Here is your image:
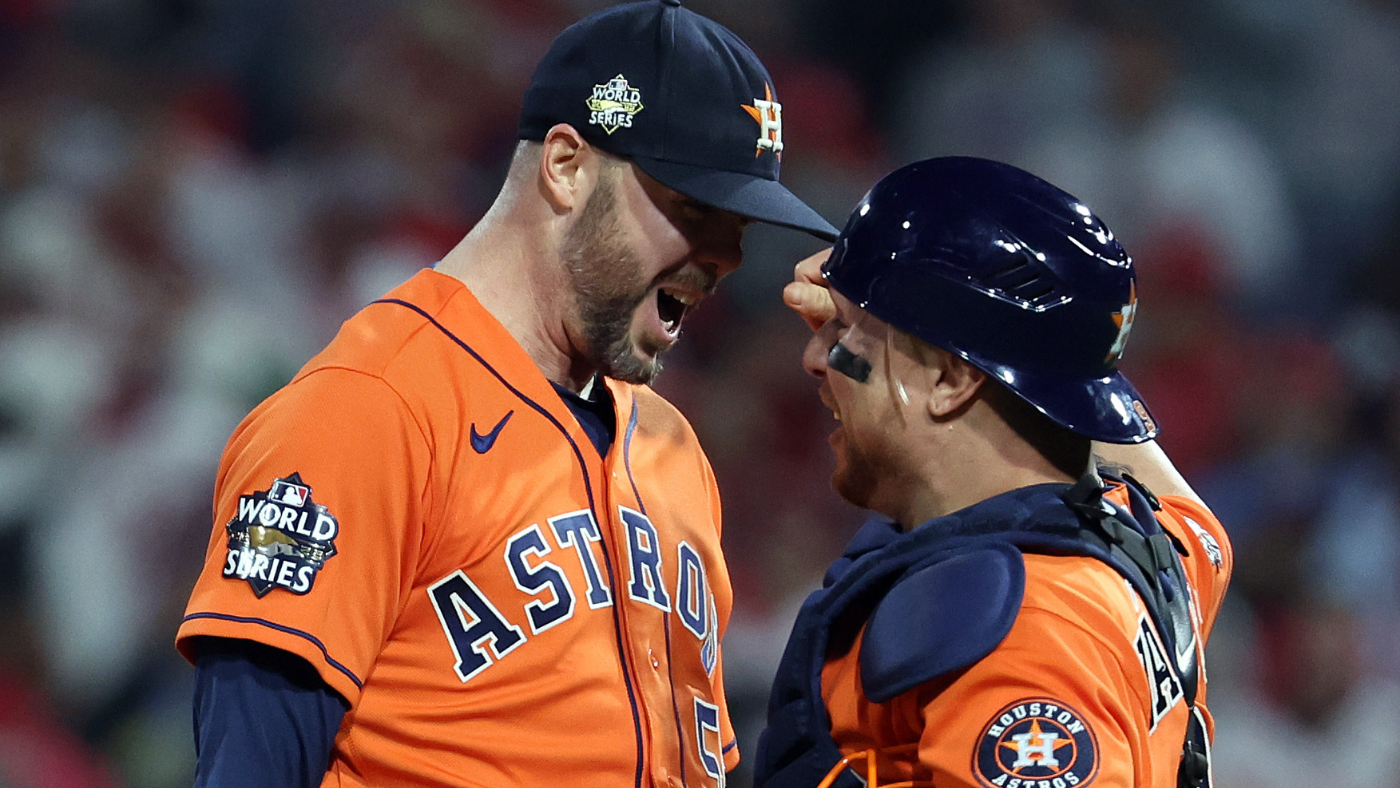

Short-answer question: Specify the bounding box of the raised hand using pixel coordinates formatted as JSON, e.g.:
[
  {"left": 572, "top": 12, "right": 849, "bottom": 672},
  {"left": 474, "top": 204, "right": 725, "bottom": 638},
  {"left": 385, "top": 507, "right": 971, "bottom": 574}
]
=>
[{"left": 782, "top": 248, "right": 836, "bottom": 331}]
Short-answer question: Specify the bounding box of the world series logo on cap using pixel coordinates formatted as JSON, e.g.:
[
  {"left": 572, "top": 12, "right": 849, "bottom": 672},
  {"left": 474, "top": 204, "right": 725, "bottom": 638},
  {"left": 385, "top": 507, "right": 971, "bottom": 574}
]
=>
[{"left": 586, "top": 75, "right": 644, "bottom": 134}]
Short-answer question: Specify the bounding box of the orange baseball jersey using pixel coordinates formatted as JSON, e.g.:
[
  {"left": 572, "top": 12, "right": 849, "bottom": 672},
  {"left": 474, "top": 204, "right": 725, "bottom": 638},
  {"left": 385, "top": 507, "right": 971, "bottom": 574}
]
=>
[
  {"left": 820, "top": 486, "right": 1232, "bottom": 787},
  {"left": 176, "top": 268, "right": 738, "bottom": 787}
]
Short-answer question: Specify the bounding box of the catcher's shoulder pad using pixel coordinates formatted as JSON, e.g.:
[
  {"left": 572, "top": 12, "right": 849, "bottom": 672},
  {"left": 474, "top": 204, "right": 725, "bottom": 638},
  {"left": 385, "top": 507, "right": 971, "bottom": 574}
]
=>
[{"left": 860, "top": 542, "right": 1026, "bottom": 703}]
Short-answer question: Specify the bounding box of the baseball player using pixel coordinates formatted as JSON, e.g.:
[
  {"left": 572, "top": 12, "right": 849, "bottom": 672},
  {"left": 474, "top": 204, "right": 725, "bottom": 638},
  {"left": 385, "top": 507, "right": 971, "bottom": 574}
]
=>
[
  {"left": 754, "top": 157, "right": 1232, "bottom": 788},
  {"left": 175, "top": 3, "right": 837, "bottom": 786}
]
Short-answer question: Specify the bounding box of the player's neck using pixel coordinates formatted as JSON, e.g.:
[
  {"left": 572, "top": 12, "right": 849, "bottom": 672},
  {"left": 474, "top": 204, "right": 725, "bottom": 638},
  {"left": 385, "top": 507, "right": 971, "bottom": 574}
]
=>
[
  {"left": 895, "top": 412, "right": 1078, "bottom": 529},
  {"left": 437, "top": 210, "right": 593, "bottom": 391}
]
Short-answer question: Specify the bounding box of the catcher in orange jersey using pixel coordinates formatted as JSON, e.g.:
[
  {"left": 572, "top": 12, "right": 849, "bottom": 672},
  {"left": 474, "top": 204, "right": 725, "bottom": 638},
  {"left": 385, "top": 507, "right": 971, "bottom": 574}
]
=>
[
  {"left": 754, "top": 158, "right": 1232, "bottom": 788},
  {"left": 175, "top": 2, "right": 837, "bottom": 787}
]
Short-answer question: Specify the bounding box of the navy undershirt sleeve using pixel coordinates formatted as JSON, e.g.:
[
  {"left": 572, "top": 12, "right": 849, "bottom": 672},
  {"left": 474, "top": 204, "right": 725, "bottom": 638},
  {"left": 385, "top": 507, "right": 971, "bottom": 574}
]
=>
[{"left": 192, "top": 637, "right": 349, "bottom": 788}]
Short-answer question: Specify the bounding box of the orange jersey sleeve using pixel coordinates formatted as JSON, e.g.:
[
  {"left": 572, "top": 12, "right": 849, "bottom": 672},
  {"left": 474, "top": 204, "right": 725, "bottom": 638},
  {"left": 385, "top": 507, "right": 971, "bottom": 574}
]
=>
[
  {"left": 822, "top": 487, "right": 1233, "bottom": 787},
  {"left": 177, "top": 270, "right": 738, "bottom": 787},
  {"left": 178, "top": 366, "right": 430, "bottom": 704}
]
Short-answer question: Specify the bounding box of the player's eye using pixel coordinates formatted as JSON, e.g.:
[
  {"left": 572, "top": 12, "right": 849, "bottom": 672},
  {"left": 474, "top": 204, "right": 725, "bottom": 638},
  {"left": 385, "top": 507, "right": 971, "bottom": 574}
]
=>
[{"left": 820, "top": 317, "right": 850, "bottom": 347}]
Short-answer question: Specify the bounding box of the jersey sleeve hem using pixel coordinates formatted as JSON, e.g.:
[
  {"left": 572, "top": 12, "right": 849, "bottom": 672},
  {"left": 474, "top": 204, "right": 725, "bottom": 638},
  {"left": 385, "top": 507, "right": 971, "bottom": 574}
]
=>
[
  {"left": 177, "top": 612, "right": 364, "bottom": 704},
  {"left": 723, "top": 738, "right": 740, "bottom": 771}
]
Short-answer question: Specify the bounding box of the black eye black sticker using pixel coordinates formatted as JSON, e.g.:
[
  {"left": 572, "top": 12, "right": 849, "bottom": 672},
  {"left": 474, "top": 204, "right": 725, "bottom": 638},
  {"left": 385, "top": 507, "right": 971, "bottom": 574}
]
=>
[{"left": 828, "top": 341, "right": 872, "bottom": 383}]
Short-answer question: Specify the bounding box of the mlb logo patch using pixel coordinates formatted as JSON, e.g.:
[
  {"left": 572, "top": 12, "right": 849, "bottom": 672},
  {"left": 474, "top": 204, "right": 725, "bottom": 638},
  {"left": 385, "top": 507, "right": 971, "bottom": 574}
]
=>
[{"left": 270, "top": 479, "right": 309, "bottom": 507}]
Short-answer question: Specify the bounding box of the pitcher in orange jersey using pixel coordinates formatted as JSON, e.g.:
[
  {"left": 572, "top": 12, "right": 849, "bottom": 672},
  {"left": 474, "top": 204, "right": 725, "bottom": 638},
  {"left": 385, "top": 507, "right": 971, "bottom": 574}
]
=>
[
  {"left": 754, "top": 158, "right": 1230, "bottom": 788},
  {"left": 176, "top": 3, "right": 838, "bottom": 787}
]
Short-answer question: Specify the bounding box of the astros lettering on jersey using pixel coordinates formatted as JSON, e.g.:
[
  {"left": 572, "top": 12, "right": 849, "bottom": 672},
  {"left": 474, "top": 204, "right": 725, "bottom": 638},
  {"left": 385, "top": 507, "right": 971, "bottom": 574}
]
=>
[
  {"left": 820, "top": 484, "right": 1232, "bottom": 787},
  {"left": 177, "top": 269, "right": 737, "bottom": 787}
]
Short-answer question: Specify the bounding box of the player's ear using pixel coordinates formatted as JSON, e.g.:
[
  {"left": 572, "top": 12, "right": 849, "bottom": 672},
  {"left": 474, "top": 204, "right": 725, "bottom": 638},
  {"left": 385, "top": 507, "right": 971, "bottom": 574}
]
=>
[
  {"left": 922, "top": 347, "right": 985, "bottom": 419},
  {"left": 539, "top": 124, "right": 593, "bottom": 214}
]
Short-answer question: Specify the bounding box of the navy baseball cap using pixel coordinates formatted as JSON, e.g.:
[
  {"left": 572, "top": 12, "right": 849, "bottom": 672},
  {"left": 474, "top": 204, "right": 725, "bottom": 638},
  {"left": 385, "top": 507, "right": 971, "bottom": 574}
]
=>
[{"left": 519, "top": 0, "right": 839, "bottom": 241}]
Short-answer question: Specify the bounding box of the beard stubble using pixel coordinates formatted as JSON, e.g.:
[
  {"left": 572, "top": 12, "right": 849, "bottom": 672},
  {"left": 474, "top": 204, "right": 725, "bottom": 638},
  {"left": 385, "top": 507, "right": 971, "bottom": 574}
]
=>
[{"left": 560, "top": 173, "right": 666, "bottom": 385}]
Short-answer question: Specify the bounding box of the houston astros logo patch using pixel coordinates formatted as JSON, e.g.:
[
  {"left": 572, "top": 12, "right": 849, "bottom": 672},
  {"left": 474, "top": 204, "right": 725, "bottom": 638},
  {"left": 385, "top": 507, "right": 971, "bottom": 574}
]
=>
[
  {"left": 974, "top": 699, "right": 1098, "bottom": 787},
  {"left": 223, "top": 472, "right": 339, "bottom": 597}
]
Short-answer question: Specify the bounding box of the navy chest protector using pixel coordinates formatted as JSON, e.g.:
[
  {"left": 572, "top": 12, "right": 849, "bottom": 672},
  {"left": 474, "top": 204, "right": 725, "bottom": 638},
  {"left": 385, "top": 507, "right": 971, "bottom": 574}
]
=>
[{"left": 752, "top": 474, "right": 1212, "bottom": 788}]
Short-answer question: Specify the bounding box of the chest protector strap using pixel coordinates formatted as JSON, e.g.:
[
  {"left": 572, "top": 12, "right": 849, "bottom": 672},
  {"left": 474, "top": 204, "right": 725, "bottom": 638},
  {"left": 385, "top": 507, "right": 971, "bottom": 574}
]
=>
[{"left": 752, "top": 473, "right": 1210, "bottom": 788}]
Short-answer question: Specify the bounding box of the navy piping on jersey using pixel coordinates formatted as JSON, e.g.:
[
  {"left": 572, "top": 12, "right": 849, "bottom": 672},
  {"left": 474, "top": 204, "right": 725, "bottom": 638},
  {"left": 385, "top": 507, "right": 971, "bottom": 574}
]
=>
[
  {"left": 622, "top": 402, "right": 690, "bottom": 787},
  {"left": 620, "top": 401, "right": 646, "bottom": 531},
  {"left": 373, "top": 298, "right": 646, "bottom": 788},
  {"left": 585, "top": 498, "right": 646, "bottom": 788},
  {"left": 181, "top": 612, "right": 363, "bottom": 689}
]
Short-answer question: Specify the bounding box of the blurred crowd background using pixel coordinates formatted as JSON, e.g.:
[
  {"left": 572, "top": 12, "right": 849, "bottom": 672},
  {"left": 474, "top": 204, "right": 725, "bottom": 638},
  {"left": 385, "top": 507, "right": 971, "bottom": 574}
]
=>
[{"left": 2, "top": 0, "right": 1399, "bottom": 785}]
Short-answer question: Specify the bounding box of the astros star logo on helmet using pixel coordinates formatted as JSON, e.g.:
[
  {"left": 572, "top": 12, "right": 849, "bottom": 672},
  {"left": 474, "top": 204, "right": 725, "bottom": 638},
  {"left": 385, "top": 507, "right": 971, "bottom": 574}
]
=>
[{"left": 1106, "top": 281, "right": 1137, "bottom": 362}]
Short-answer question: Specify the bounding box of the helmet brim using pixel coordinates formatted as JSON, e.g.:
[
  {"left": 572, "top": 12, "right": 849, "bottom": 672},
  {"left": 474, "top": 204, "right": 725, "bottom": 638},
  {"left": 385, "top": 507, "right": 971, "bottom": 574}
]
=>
[{"left": 975, "top": 357, "right": 1159, "bottom": 444}]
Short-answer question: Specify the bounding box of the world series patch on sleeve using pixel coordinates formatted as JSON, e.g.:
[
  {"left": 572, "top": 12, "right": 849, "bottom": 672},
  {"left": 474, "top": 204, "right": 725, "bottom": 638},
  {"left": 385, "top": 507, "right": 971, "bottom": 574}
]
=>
[{"left": 223, "top": 472, "right": 339, "bottom": 596}]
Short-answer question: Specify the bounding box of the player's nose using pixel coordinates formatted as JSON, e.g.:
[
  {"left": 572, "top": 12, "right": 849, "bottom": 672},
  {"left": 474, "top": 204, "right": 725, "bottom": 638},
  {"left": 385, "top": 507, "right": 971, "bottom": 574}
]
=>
[{"left": 803, "top": 324, "right": 836, "bottom": 379}]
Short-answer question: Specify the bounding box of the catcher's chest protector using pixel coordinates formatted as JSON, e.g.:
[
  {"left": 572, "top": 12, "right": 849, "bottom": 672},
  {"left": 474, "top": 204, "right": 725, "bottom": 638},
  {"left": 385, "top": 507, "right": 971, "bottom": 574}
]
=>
[{"left": 753, "top": 474, "right": 1210, "bottom": 788}]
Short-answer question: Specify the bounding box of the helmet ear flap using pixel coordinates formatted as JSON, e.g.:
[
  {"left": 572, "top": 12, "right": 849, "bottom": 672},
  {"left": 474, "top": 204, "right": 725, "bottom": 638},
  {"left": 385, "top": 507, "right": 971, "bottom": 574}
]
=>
[{"left": 816, "top": 744, "right": 939, "bottom": 788}]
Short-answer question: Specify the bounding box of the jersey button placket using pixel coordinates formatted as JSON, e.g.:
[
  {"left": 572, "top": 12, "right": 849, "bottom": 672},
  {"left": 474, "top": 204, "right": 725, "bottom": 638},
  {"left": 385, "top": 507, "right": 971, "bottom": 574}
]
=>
[{"left": 599, "top": 458, "right": 655, "bottom": 783}]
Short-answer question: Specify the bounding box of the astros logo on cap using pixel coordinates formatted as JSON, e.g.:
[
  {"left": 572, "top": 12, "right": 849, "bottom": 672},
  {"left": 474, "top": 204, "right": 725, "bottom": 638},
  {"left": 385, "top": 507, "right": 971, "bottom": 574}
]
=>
[
  {"left": 743, "top": 83, "right": 783, "bottom": 158},
  {"left": 973, "top": 699, "right": 1098, "bottom": 788}
]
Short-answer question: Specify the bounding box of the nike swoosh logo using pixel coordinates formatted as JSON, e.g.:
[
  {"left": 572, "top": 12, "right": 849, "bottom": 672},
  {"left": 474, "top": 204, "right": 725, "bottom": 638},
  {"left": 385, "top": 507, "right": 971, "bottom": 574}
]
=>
[{"left": 470, "top": 410, "right": 514, "bottom": 454}]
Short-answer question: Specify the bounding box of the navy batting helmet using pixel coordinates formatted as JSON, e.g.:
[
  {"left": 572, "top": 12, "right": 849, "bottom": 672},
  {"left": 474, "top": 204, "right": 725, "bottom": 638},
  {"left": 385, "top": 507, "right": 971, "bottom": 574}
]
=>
[{"left": 823, "top": 156, "right": 1157, "bottom": 443}]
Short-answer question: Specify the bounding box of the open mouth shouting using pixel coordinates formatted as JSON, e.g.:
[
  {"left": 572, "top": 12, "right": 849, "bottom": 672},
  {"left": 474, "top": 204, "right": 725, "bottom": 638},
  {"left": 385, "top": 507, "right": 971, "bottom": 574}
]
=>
[{"left": 656, "top": 286, "right": 699, "bottom": 338}]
